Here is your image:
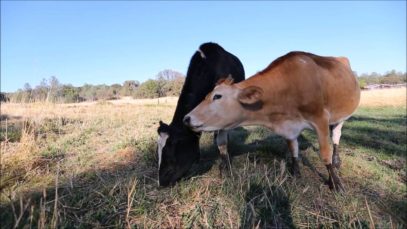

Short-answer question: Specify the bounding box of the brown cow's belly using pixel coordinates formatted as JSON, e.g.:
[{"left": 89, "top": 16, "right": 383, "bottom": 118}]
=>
[
  {"left": 328, "top": 112, "right": 353, "bottom": 125},
  {"left": 264, "top": 119, "right": 312, "bottom": 140}
]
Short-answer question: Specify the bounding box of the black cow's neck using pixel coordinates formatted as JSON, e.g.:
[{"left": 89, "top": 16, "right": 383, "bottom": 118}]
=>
[
  {"left": 170, "top": 77, "right": 213, "bottom": 128},
  {"left": 170, "top": 54, "right": 214, "bottom": 129}
]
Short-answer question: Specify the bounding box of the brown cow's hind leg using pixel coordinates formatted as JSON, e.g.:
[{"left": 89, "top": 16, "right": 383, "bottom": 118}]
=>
[
  {"left": 314, "top": 115, "right": 345, "bottom": 192},
  {"left": 331, "top": 121, "right": 344, "bottom": 169}
]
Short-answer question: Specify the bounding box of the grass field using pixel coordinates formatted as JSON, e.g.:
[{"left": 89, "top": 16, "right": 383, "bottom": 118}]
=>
[{"left": 1, "top": 88, "right": 406, "bottom": 228}]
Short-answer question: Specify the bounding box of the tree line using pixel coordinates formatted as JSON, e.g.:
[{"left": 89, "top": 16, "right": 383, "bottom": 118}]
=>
[
  {"left": 1, "top": 69, "right": 405, "bottom": 103},
  {"left": 356, "top": 70, "right": 406, "bottom": 88},
  {"left": 2, "top": 70, "right": 185, "bottom": 103}
]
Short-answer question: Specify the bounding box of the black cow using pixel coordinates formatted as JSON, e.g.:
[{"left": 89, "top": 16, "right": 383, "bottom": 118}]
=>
[{"left": 157, "top": 42, "right": 245, "bottom": 186}]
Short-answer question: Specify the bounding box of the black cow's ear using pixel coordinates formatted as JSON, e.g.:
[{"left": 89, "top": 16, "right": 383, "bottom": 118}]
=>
[
  {"left": 238, "top": 86, "right": 263, "bottom": 105},
  {"left": 158, "top": 120, "right": 170, "bottom": 134}
]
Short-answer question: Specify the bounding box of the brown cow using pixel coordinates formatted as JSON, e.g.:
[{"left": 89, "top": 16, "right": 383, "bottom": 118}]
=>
[{"left": 183, "top": 51, "right": 360, "bottom": 192}]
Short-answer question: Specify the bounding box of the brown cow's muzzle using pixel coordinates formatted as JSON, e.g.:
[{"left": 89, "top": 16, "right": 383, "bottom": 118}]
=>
[
  {"left": 183, "top": 115, "right": 203, "bottom": 131},
  {"left": 183, "top": 116, "right": 191, "bottom": 126}
]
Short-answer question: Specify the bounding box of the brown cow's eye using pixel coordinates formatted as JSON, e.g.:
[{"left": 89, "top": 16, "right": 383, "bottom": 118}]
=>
[{"left": 213, "top": 94, "right": 222, "bottom": 100}]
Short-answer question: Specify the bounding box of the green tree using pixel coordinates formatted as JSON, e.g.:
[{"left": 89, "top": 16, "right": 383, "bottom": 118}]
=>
[
  {"left": 47, "top": 76, "right": 61, "bottom": 103},
  {"left": 33, "top": 78, "right": 49, "bottom": 102},
  {"left": 61, "top": 84, "right": 80, "bottom": 103},
  {"left": 163, "top": 76, "right": 185, "bottom": 96},
  {"left": 155, "top": 69, "right": 185, "bottom": 97},
  {"left": 0, "top": 92, "right": 9, "bottom": 103},
  {"left": 79, "top": 84, "right": 97, "bottom": 101},
  {"left": 121, "top": 80, "right": 139, "bottom": 96},
  {"left": 22, "top": 83, "right": 33, "bottom": 103},
  {"left": 110, "top": 84, "right": 122, "bottom": 99},
  {"left": 134, "top": 79, "right": 159, "bottom": 98}
]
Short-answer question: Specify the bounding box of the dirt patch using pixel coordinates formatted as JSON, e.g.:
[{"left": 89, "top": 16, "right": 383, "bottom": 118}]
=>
[
  {"left": 379, "top": 158, "right": 406, "bottom": 170},
  {"left": 359, "top": 154, "right": 405, "bottom": 171}
]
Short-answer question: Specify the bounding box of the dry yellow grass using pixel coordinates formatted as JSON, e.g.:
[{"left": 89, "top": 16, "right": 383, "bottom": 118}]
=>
[
  {"left": 2, "top": 88, "right": 404, "bottom": 122},
  {"left": 0, "top": 88, "right": 405, "bottom": 228},
  {"left": 109, "top": 96, "right": 179, "bottom": 105},
  {"left": 359, "top": 87, "right": 406, "bottom": 107},
  {"left": 1, "top": 100, "right": 176, "bottom": 193},
  {"left": 1, "top": 97, "right": 178, "bottom": 128},
  {"left": 57, "top": 96, "right": 180, "bottom": 107}
]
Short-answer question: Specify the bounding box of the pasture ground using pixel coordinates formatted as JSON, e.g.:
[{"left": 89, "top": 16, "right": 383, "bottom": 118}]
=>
[{"left": 1, "top": 88, "right": 406, "bottom": 228}]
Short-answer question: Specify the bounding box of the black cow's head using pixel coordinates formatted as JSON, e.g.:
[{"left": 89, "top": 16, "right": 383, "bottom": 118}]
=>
[{"left": 156, "top": 121, "right": 200, "bottom": 186}]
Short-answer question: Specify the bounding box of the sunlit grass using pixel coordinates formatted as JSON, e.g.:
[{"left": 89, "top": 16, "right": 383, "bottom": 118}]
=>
[{"left": 0, "top": 89, "right": 405, "bottom": 228}]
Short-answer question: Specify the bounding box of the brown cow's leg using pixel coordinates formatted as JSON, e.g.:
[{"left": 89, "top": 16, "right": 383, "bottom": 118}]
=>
[
  {"left": 216, "top": 130, "right": 232, "bottom": 177},
  {"left": 314, "top": 115, "right": 345, "bottom": 192},
  {"left": 286, "top": 139, "right": 301, "bottom": 177},
  {"left": 331, "top": 121, "right": 344, "bottom": 169}
]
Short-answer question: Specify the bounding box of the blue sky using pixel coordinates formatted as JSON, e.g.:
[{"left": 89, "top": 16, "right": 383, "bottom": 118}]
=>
[{"left": 1, "top": 1, "right": 406, "bottom": 92}]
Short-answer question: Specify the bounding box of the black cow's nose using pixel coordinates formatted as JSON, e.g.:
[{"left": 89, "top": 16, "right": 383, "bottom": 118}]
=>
[{"left": 183, "top": 116, "right": 191, "bottom": 126}]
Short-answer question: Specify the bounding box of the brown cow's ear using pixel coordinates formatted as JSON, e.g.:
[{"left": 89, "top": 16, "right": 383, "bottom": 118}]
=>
[
  {"left": 238, "top": 86, "right": 263, "bottom": 105},
  {"left": 216, "top": 74, "right": 234, "bottom": 86}
]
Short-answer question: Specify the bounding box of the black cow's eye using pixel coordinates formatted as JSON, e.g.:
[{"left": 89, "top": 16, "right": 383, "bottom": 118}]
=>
[{"left": 213, "top": 94, "right": 222, "bottom": 100}]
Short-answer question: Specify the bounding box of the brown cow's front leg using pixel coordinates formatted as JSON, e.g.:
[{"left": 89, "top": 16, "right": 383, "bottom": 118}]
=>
[
  {"left": 331, "top": 121, "right": 344, "bottom": 169},
  {"left": 286, "top": 139, "right": 301, "bottom": 177},
  {"left": 216, "top": 130, "right": 232, "bottom": 177},
  {"left": 315, "top": 115, "right": 345, "bottom": 192}
]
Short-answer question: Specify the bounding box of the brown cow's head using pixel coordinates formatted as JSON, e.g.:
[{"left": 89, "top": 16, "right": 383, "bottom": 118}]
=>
[{"left": 183, "top": 77, "right": 263, "bottom": 132}]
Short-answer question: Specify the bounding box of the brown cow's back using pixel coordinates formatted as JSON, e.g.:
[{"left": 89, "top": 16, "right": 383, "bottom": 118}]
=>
[{"left": 237, "top": 52, "right": 360, "bottom": 125}]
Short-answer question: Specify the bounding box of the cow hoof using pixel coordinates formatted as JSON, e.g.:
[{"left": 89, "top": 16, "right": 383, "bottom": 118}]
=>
[
  {"left": 292, "top": 168, "right": 301, "bottom": 178},
  {"left": 219, "top": 161, "right": 232, "bottom": 178},
  {"left": 328, "top": 176, "right": 345, "bottom": 193},
  {"left": 290, "top": 158, "right": 301, "bottom": 177},
  {"left": 291, "top": 168, "right": 301, "bottom": 178},
  {"left": 327, "top": 164, "right": 345, "bottom": 193},
  {"left": 218, "top": 162, "right": 227, "bottom": 177}
]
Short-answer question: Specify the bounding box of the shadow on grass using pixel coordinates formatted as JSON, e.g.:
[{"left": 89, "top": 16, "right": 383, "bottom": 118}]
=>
[
  {"left": 0, "top": 115, "right": 23, "bottom": 142},
  {"left": 0, "top": 114, "right": 22, "bottom": 121},
  {"left": 192, "top": 128, "right": 298, "bottom": 228},
  {"left": 0, "top": 142, "right": 159, "bottom": 228},
  {"left": 240, "top": 183, "right": 295, "bottom": 229},
  {"left": 342, "top": 115, "right": 406, "bottom": 157},
  {"left": 187, "top": 127, "right": 292, "bottom": 179},
  {"left": 1, "top": 128, "right": 244, "bottom": 228}
]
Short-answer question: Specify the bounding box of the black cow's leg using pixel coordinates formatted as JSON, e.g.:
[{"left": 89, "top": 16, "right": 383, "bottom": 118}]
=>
[
  {"left": 286, "top": 138, "right": 301, "bottom": 177},
  {"left": 216, "top": 130, "right": 232, "bottom": 177},
  {"left": 331, "top": 121, "right": 344, "bottom": 169}
]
